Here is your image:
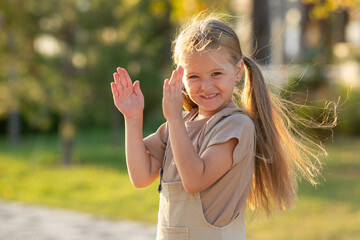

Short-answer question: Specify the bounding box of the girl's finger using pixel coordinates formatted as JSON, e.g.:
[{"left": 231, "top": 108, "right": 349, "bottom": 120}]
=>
[
  {"left": 163, "top": 79, "right": 170, "bottom": 97},
  {"left": 176, "top": 66, "right": 182, "bottom": 84},
  {"left": 172, "top": 67, "right": 180, "bottom": 93},
  {"left": 177, "top": 66, "right": 184, "bottom": 90},
  {"left": 169, "top": 70, "right": 176, "bottom": 86},
  {"left": 176, "top": 74, "right": 182, "bottom": 92},
  {"left": 123, "top": 68, "right": 133, "bottom": 89},
  {"left": 179, "top": 65, "right": 184, "bottom": 82},
  {"left": 173, "top": 66, "right": 180, "bottom": 87},
  {"left": 113, "top": 70, "right": 119, "bottom": 84},
  {"left": 163, "top": 79, "right": 169, "bottom": 89},
  {"left": 173, "top": 70, "right": 178, "bottom": 86},
  {"left": 170, "top": 76, "right": 178, "bottom": 97},
  {"left": 113, "top": 73, "right": 122, "bottom": 92},
  {"left": 110, "top": 82, "right": 119, "bottom": 99},
  {"left": 133, "top": 80, "right": 142, "bottom": 96},
  {"left": 117, "top": 68, "right": 128, "bottom": 90}
]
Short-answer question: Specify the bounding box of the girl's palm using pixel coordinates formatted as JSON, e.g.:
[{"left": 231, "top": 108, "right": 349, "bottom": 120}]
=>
[
  {"left": 162, "top": 66, "right": 184, "bottom": 121},
  {"left": 111, "top": 67, "right": 144, "bottom": 119}
]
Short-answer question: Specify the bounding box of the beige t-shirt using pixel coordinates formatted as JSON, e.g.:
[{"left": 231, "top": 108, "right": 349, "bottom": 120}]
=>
[{"left": 144, "top": 101, "right": 256, "bottom": 227}]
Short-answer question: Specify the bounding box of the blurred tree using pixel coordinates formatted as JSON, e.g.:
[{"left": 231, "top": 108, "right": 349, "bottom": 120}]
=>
[
  {"left": 301, "top": 0, "right": 359, "bottom": 20},
  {"left": 0, "top": 0, "right": 233, "bottom": 164},
  {"left": 5, "top": 33, "right": 20, "bottom": 145},
  {"left": 286, "top": 1, "right": 360, "bottom": 136},
  {"left": 252, "top": 0, "right": 271, "bottom": 64},
  {"left": 0, "top": 0, "right": 36, "bottom": 145},
  {"left": 169, "top": 0, "right": 232, "bottom": 24},
  {"left": 297, "top": 1, "right": 353, "bottom": 92}
]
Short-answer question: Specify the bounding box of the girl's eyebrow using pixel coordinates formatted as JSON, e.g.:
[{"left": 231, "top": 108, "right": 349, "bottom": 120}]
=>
[
  {"left": 186, "top": 68, "right": 225, "bottom": 75},
  {"left": 211, "top": 68, "right": 225, "bottom": 72}
]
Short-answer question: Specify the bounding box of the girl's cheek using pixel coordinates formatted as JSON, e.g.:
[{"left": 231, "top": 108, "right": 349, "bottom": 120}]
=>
[
  {"left": 183, "top": 80, "right": 191, "bottom": 90},
  {"left": 185, "top": 82, "right": 197, "bottom": 93}
]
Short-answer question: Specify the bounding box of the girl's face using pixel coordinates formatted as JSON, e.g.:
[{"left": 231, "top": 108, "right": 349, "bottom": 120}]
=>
[{"left": 180, "top": 48, "right": 243, "bottom": 118}]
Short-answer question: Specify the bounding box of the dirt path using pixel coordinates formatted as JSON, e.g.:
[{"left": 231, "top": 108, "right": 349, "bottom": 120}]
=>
[{"left": 0, "top": 199, "right": 156, "bottom": 240}]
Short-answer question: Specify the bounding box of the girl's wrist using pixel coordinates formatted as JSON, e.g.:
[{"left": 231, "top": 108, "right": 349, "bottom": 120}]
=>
[
  {"left": 167, "top": 117, "right": 184, "bottom": 127},
  {"left": 125, "top": 113, "right": 143, "bottom": 126}
]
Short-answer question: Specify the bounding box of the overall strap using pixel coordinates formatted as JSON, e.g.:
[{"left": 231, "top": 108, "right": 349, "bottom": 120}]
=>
[{"left": 158, "top": 124, "right": 171, "bottom": 193}]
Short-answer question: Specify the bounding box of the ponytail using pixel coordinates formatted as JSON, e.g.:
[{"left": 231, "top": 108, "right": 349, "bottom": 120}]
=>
[{"left": 238, "top": 56, "right": 336, "bottom": 214}]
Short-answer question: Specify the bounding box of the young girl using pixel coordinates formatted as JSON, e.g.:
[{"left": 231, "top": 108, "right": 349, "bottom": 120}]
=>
[{"left": 110, "top": 13, "right": 332, "bottom": 240}]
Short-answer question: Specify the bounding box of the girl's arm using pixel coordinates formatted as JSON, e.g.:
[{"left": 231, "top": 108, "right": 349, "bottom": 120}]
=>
[
  {"left": 162, "top": 66, "right": 236, "bottom": 193},
  {"left": 124, "top": 114, "right": 162, "bottom": 188},
  {"left": 168, "top": 119, "right": 236, "bottom": 193},
  {"left": 111, "top": 67, "right": 161, "bottom": 188}
]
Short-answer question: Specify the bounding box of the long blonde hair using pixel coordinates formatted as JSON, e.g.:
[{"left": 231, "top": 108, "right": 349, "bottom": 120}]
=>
[{"left": 172, "top": 12, "right": 337, "bottom": 214}]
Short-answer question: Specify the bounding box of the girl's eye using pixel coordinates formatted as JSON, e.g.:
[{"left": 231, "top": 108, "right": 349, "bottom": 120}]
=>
[
  {"left": 212, "top": 72, "right": 222, "bottom": 77},
  {"left": 188, "top": 75, "right": 199, "bottom": 79}
]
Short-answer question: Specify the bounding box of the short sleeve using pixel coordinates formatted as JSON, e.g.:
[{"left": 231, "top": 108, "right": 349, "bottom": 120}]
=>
[
  {"left": 143, "top": 122, "right": 168, "bottom": 163},
  {"left": 206, "top": 114, "right": 255, "bottom": 167}
]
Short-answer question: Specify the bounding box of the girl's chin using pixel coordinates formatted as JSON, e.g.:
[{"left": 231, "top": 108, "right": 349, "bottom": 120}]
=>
[
  {"left": 197, "top": 104, "right": 225, "bottom": 116},
  {"left": 192, "top": 97, "right": 231, "bottom": 114}
]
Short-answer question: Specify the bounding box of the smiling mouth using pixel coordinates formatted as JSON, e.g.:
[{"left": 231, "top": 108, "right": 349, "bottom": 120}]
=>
[{"left": 201, "top": 93, "right": 218, "bottom": 99}]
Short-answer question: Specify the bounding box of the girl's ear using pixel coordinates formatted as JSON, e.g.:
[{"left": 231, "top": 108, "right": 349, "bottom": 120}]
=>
[{"left": 235, "top": 59, "right": 244, "bottom": 82}]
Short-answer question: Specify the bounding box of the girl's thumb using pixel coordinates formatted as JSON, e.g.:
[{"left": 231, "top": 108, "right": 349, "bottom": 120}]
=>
[{"left": 133, "top": 80, "right": 142, "bottom": 96}]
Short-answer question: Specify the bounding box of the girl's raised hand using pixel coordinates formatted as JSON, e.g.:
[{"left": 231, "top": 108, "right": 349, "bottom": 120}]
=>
[
  {"left": 162, "top": 66, "right": 184, "bottom": 122},
  {"left": 111, "top": 67, "right": 144, "bottom": 120}
]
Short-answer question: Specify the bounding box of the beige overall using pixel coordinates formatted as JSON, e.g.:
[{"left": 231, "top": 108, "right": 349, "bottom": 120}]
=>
[
  {"left": 156, "top": 111, "right": 248, "bottom": 240},
  {"left": 155, "top": 180, "right": 246, "bottom": 240}
]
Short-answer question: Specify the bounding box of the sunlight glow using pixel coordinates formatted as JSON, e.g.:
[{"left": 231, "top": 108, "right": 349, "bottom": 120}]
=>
[{"left": 34, "top": 34, "right": 62, "bottom": 57}]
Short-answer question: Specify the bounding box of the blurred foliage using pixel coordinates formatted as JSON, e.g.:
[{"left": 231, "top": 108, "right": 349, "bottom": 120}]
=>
[
  {"left": 0, "top": 0, "right": 358, "bottom": 140},
  {"left": 284, "top": 0, "right": 360, "bottom": 136},
  {"left": 1, "top": 0, "right": 172, "bottom": 132},
  {"left": 0, "top": 0, "right": 231, "bottom": 135},
  {"left": 335, "top": 87, "right": 360, "bottom": 135},
  {"left": 302, "top": 0, "right": 360, "bottom": 19}
]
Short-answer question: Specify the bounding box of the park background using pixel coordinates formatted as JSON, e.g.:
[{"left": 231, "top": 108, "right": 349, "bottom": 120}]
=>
[{"left": 0, "top": 0, "right": 359, "bottom": 239}]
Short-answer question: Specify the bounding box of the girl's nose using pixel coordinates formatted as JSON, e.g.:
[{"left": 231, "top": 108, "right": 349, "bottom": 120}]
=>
[{"left": 200, "top": 79, "right": 214, "bottom": 91}]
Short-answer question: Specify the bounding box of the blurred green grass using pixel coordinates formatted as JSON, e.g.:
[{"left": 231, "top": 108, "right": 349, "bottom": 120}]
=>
[
  {"left": 0, "top": 131, "right": 359, "bottom": 239},
  {"left": 246, "top": 137, "right": 360, "bottom": 240}
]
